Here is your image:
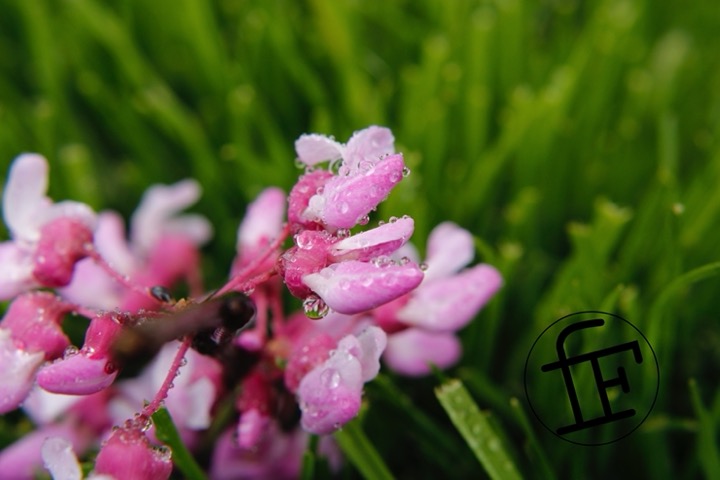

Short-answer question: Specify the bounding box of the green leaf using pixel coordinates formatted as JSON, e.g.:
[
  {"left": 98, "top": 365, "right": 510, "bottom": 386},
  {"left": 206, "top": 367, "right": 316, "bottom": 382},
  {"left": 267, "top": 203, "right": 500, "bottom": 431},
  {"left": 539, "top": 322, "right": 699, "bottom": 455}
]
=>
[
  {"left": 333, "top": 418, "right": 394, "bottom": 480},
  {"left": 435, "top": 379, "right": 522, "bottom": 480},
  {"left": 151, "top": 407, "right": 206, "bottom": 480}
]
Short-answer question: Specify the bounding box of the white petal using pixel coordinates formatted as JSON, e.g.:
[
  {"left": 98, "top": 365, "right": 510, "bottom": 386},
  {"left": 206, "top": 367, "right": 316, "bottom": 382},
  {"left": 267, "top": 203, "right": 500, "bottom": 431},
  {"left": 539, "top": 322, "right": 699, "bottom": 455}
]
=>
[
  {"left": 41, "top": 437, "right": 82, "bottom": 480},
  {"left": 3, "top": 154, "right": 51, "bottom": 242},
  {"left": 295, "top": 134, "right": 344, "bottom": 166}
]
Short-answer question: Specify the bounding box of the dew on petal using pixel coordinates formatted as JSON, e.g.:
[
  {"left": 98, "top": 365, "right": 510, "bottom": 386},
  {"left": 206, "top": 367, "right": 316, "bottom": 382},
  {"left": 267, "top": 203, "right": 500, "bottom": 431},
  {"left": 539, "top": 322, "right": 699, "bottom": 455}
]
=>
[
  {"left": 320, "top": 368, "right": 341, "bottom": 389},
  {"left": 303, "top": 295, "right": 330, "bottom": 319}
]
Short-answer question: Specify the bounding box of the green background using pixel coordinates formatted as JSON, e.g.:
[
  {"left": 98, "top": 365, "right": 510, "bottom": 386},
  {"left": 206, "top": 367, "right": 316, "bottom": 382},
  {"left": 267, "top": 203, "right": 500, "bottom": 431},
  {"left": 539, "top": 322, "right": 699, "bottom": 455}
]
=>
[{"left": 1, "top": 0, "right": 719, "bottom": 478}]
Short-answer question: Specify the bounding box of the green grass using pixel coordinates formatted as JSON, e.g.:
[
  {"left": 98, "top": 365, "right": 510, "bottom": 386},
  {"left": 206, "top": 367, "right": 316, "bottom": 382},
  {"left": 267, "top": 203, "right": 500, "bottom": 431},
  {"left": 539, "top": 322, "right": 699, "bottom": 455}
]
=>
[{"left": 1, "top": 0, "right": 720, "bottom": 478}]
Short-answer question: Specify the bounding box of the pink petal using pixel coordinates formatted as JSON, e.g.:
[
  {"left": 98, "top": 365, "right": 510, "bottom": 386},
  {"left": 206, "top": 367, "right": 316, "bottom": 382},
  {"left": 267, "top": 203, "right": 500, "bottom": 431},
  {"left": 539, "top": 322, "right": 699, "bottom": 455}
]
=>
[
  {"left": 45, "top": 200, "right": 97, "bottom": 232},
  {"left": 297, "top": 337, "right": 363, "bottom": 434},
  {"left": 130, "top": 179, "right": 211, "bottom": 254},
  {"left": 36, "top": 353, "right": 118, "bottom": 395},
  {"left": 1, "top": 292, "right": 73, "bottom": 358},
  {"left": 343, "top": 126, "right": 395, "bottom": 173},
  {"left": 23, "top": 387, "right": 82, "bottom": 425},
  {"left": 0, "top": 423, "right": 87, "bottom": 479},
  {"left": 330, "top": 216, "right": 414, "bottom": 262},
  {"left": 398, "top": 264, "right": 502, "bottom": 332},
  {"left": 287, "top": 170, "right": 333, "bottom": 227},
  {"left": 295, "top": 133, "right": 344, "bottom": 166},
  {"left": 94, "top": 426, "right": 172, "bottom": 480},
  {"left": 237, "top": 187, "right": 287, "bottom": 251},
  {"left": 0, "top": 242, "right": 36, "bottom": 300},
  {"left": 0, "top": 329, "right": 45, "bottom": 414},
  {"left": 32, "top": 217, "right": 94, "bottom": 288},
  {"left": 2, "top": 153, "right": 51, "bottom": 242},
  {"left": 237, "top": 408, "right": 270, "bottom": 450},
  {"left": 383, "top": 329, "right": 461, "bottom": 376},
  {"left": 41, "top": 437, "right": 82, "bottom": 480},
  {"left": 424, "top": 222, "right": 475, "bottom": 281},
  {"left": 308, "top": 153, "right": 406, "bottom": 229},
  {"left": 302, "top": 259, "right": 424, "bottom": 315},
  {"left": 354, "top": 326, "right": 387, "bottom": 382}
]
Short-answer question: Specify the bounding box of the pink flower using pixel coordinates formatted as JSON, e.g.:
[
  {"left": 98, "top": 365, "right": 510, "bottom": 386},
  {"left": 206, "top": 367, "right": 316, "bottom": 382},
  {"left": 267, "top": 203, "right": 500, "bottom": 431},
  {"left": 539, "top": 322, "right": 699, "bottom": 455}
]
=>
[
  {"left": 0, "top": 154, "right": 96, "bottom": 299},
  {"left": 36, "top": 313, "right": 121, "bottom": 395},
  {"left": 297, "top": 326, "right": 386, "bottom": 434},
  {"left": 291, "top": 126, "right": 404, "bottom": 229},
  {"left": 61, "top": 180, "right": 212, "bottom": 311},
  {"left": 93, "top": 422, "right": 172, "bottom": 480},
  {"left": 378, "top": 222, "right": 503, "bottom": 376},
  {"left": 280, "top": 217, "right": 423, "bottom": 315},
  {"left": 0, "top": 292, "right": 76, "bottom": 413}
]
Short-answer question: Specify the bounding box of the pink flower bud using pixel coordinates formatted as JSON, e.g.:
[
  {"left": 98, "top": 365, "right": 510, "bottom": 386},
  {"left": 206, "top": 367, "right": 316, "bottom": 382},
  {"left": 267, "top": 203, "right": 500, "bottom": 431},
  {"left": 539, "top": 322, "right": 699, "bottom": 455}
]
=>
[
  {"left": 297, "top": 327, "right": 386, "bottom": 434},
  {"left": 93, "top": 424, "right": 172, "bottom": 480},
  {"left": 32, "top": 217, "right": 93, "bottom": 287},
  {"left": 1, "top": 292, "right": 74, "bottom": 359}
]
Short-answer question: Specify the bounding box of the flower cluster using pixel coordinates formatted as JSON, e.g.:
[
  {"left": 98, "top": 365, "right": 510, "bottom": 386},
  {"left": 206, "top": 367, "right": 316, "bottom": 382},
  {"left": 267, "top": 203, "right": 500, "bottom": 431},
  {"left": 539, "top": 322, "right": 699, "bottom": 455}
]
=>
[{"left": 0, "top": 127, "right": 502, "bottom": 479}]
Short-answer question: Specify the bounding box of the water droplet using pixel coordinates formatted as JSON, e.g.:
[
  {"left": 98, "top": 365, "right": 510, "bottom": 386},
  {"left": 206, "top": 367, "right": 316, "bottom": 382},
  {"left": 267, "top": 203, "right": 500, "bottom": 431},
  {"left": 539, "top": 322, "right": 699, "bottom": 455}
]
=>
[
  {"left": 320, "top": 369, "right": 341, "bottom": 389},
  {"left": 303, "top": 295, "right": 330, "bottom": 319},
  {"left": 336, "top": 228, "right": 351, "bottom": 238},
  {"left": 340, "top": 202, "right": 350, "bottom": 214},
  {"left": 104, "top": 362, "right": 117, "bottom": 374},
  {"left": 358, "top": 215, "right": 370, "bottom": 225},
  {"left": 419, "top": 262, "right": 429, "bottom": 271},
  {"left": 179, "top": 357, "right": 188, "bottom": 367},
  {"left": 398, "top": 256, "right": 410, "bottom": 266},
  {"left": 389, "top": 216, "right": 398, "bottom": 223},
  {"left": 378, "top": 220, "right": 386, "bottom": 226},
  {"left": 294, "top": 159, "right": 305, "bottom": 169},
  {"left": 402, "top": 166, "right": 411, "bottom": 177},
  {"left": 63, "top": 345, "right": 79, "bottom": 358}
]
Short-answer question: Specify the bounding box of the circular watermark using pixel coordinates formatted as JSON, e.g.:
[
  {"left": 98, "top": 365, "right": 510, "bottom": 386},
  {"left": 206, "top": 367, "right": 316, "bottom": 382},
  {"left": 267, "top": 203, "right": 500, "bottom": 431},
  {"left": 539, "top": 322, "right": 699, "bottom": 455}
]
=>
[{"left": 524, "top": 311, "right": 659, "bottom": 446}]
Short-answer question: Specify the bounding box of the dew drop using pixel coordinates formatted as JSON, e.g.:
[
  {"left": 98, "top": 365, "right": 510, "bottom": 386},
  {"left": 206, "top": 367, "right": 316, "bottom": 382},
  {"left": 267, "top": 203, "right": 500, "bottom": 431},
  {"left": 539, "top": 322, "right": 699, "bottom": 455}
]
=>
[
  {"left": 294, "top": 159, "right": 305, "bottom": 169},
  {"left": 63, "top": 345, "right": 79, "bottom": 358},
  {"left": 419, "top": 262, "right": 429, "bottom": 271},
  {"left": 402, "top": 166, "right": 411, "bottom": 177},
  {"left": 303, "top": 295, "right": 329, "bottom": 319},
  {"left": 320, "top": 369, "right": 341, "bottom": 389},
  {"left": 358, "top": 215, "right": 370, "bottom": 225},
  {"left": 388, "top": 216, "right": 398, "bottom": 223},
  {"left": 336, "top": 228, "right": 351, "bottom": 238},
  {"left": 179, "top": 358, "right": 188, "bottom": 367},
  {"left": 398, "top": 256, "right": 410, "bottom": 266}
]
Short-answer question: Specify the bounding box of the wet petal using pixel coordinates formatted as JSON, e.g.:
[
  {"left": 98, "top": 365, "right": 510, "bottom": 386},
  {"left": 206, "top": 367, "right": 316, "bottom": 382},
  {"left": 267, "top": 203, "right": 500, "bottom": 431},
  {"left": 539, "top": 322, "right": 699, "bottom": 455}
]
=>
[
  {"left": 398, "top": 264, "right": 502, "bottom": 332},
  {"left": 330, "top": 216, "right": 414, "bottom": 262},
  {"left": 295, "top": 133, "right": 344, "bottom": 166},
  {"left": 383, "top": 329, "right": 461, "bottom": 376},
  {"left": 94, "top": 427, "right": 172, "bottom": 480},
  {"left": 302, "top": 259, "right": 424, "bottom": 315},
  {"left": 424, "top": 222, "right": 475, "bottom": 281},
  {"left": 308, "top": 154, "right": 406, "bottom": 229},
  {"left": 343, "top": 126, "right": 395, "bottom": 172},
  {"left": 36, "top": 353, "right": 118, "bottom": 395}
]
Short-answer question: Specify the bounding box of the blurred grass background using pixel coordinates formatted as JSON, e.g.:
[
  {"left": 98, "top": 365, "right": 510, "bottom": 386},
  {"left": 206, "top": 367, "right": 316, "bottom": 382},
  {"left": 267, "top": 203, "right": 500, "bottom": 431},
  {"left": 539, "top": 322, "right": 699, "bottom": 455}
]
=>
[{"left": 1, "top": 0, "right": 719, "bottom": 478}]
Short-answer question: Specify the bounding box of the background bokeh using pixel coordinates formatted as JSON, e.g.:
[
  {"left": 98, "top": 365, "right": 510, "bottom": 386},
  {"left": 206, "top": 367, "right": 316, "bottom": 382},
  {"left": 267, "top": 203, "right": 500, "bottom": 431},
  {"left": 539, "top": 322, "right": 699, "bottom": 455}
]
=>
[{"left": 1, "top": 0, "right": 719, "bottom": 478}]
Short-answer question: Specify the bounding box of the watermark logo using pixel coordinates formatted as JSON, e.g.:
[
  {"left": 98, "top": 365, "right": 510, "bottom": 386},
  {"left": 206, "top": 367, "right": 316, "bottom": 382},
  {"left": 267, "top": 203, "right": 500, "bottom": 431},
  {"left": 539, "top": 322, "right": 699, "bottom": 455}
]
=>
[{"left": 524, "top": 311, "right": 659, "bottom": 446}]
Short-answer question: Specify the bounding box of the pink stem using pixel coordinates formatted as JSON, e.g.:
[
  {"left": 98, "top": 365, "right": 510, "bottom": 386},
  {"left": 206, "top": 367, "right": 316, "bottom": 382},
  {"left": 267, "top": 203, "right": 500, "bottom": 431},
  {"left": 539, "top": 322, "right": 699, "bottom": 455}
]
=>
[
  {"left": 216, "top": 224, "right": 290, "bottom": 296},
  {"left": 86, "top": 248, "right": 160, "bottom": 304},
  {"left": 142, "top": 336, "right": 192, "bottom": 417}
]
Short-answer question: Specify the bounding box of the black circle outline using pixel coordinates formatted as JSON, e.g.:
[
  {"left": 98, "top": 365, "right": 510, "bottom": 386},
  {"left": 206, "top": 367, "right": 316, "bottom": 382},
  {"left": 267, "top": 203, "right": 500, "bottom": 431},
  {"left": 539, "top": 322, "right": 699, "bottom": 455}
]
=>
[{"left": 523, "top": 310, "right": 660, "bottom": 446}]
